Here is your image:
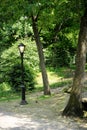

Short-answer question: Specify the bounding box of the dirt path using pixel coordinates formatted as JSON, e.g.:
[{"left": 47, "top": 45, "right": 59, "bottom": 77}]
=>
[
  {"left": 0, "top": 88, "right": 87, "bottom": 130},
  {"left": 0, "top": 112, "right": 81, "bottom": 130}
]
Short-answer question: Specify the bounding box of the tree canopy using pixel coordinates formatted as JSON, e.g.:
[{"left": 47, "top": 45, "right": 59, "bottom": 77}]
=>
[{"left": 0, "top": 0, "right": 87, "bottom": 116}]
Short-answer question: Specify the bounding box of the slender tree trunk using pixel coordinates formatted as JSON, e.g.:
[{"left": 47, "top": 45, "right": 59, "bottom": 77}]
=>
[
  {"left": 62, "top": 8, "right": 87, "bottom": 117},
  {"left": 31, "top": 15, "right": 51, "bottom": 95}
]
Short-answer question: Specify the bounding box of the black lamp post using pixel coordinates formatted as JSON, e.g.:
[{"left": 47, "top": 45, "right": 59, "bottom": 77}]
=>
[{"left": 18, "top": 43, "right": 27, "bottom": 105}]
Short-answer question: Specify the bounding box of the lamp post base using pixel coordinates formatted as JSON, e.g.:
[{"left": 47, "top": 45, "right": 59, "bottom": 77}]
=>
[{"left": 20, "top": 100, "right": 28, "bottom": 105}]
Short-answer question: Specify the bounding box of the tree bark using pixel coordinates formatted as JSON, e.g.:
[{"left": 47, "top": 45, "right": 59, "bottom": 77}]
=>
[
  {"left": 31, "top": 15, "right": 51, "bottom": 95},
  {"left": 62, "top": 8, "right": 87, "bottom": 117}
]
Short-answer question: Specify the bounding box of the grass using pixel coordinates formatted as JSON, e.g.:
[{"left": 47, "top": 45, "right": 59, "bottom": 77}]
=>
[
  {"left": 37, "top": 95, "right": 53, "bottom": 100},
  {"left": 0, "top": 91, "right": 20, "bottom": 101},
  {"left": 0, "top": 66, "right": 74, "bottom": 101},
  {"left": 35, "top": 67, "right": 73, "bottom": 90}
]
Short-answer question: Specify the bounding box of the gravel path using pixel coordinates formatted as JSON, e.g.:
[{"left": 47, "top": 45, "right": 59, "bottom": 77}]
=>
[
  {"left": 0, "top": 111, "right": 81, "bottom": 130},
  {"left": 0, "top": 90, "right": 87, "bottom": 130}
]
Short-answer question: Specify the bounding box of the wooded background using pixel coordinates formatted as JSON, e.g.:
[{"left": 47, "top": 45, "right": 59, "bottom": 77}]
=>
[{"left": 0, "top": 0, "right": 87, "bottom": 117}]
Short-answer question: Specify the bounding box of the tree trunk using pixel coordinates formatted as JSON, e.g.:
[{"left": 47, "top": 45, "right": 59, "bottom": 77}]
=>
[
  {"left": 62, "top": 8, "right": 87, "bottom": 117},
  {"left": 31, "top": 15, "right": 51, "bottom": 95}
]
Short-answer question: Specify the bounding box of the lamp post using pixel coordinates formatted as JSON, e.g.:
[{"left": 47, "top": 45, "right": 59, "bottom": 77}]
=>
[{"left": 18, "top": 43, "right": 27, "bottom": 105}]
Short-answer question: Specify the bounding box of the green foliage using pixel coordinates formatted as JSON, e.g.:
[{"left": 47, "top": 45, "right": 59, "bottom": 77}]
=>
[
  {"left": 47, "top": 67, "right": 73, "bottom": 78},
  {"left": 0, "top": 82, "right": 18, "bottom": 101},
  {"left": 8, "top": 64, "right": 35, "bottom": 91},
  {"left": 0, "top": 82, "right": 11, "bottom": 92},
  {"left": 0, "top": 0, "right": 86, "bottom": 95},
  {"left": 38, "top": 0, "right": 80, "bottom": 67},
  {"left": 50, "top": 80, "right": 71, "bottom": 89},
  {"left": 0, "top": 18, "right": 33, "bottom": 53},
  {"left": 45, "top": 34, "right": 76, "bottom": 67},
  {"left": 0, "top": 0, "right": 84, "bottom": 69},
  {"left": 0, "top": 39, "right": 39, "bottom": 92},
  {"left": 0, "top": 0, "right": 27, "bottom": 23}
]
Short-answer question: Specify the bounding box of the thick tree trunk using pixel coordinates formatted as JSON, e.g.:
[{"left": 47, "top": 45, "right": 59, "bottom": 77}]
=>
[
  {"left": 62, "top": 9, "right": 87, "bottom": 117},
  {"left": 31, "top": 15, "right": 51, "bottom": 95}
]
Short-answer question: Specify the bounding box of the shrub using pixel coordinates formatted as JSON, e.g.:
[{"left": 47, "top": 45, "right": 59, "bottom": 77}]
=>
[{"left": 8, "top": 64, "right": 35, "bottom": 91}]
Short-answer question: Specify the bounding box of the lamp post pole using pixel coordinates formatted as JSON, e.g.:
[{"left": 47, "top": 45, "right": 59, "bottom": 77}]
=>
[{"left": 18, "top": 43, "right": 27, "bottom": 105}]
